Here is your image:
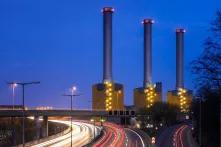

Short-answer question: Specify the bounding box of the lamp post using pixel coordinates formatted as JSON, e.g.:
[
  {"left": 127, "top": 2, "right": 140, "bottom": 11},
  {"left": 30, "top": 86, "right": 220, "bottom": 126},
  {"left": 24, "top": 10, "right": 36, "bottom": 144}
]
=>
[
  {"left": 100, "top": 117, "right": 105, "bottom": 126},
  {"left": 9, "top": 83, "right": 18, "bottom": 110},
  {"left": 90, "top": 119, "right": 95, "bottom": 139},
  {"left": 63, "top": 86, "right": 81, "bottom": 147},
  {"left": 7, "top": 81, "right": 40, "bottom": 147},
  {"left": 9, "top": 83, "right": 17, "bottom": 146}
]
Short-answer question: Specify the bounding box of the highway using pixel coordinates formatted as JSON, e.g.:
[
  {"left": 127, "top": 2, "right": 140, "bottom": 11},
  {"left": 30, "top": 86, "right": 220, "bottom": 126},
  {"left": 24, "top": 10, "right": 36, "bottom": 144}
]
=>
[
  {"left": 93, "top": 122, "right": 152, "bottom": 147},
  {"left": 93, "top": 122, "right": 125, "bottom": 147},
  {"left": 32, "top": 120, "right": 101, "bottom": 147},
  {"left": 124, "top": 128, "right": 152, "bottom": 147},
  {"left": 156, "top": 124, "right": 198, "bottom": 147}
]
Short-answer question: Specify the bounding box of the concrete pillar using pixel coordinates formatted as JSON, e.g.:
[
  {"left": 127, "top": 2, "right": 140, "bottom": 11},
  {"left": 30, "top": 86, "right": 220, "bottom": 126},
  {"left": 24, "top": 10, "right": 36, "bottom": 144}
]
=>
[
  {"left": 42, "top": 116, "right": 48, "bottom": 137},
  {"left": 34, "top": 116, "right": 41, "bottom": 139}
]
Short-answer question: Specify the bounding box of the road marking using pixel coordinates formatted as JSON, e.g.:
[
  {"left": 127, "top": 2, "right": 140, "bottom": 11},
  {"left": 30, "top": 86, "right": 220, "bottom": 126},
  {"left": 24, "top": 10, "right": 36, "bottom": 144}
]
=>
[{"left": 125, "top": 128, "right": 145, "bottom": 147}]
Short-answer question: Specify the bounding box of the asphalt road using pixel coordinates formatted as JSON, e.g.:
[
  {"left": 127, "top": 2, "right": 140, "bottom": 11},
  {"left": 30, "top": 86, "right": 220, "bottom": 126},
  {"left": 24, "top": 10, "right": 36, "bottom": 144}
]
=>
[
  {"left": 124, "top": 128, "right": 153, "bottom": 147},
  {"left": 93, "top": 122, "right": 125, "bottom": 147},
  {"left": 32, "top": 120, "right": 101, "bottom": 147},
  {"left": 156, "top": 124, "right": 199, "bottom": 147},
  {"left": 94, "top": 123, "right": 152, "bottom": 147}
]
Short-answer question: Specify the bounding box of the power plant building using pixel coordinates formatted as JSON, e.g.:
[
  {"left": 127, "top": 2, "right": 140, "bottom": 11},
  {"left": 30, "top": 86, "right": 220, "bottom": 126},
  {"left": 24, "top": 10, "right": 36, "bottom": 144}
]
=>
[
  {"left": 92, "top": 7, "right": 124, "bottom": 111},
  {"left": 91, "top": 7, "right": 192, "bottom": 112},
  {"left": 134, "top": 82, "right": 162, "bottom": 110},
  {"left": 167, "top": 29, "right": 192, "bottom": 113},
  {"left": 134, "top": 19, "right": 162, "bottom": 110}
]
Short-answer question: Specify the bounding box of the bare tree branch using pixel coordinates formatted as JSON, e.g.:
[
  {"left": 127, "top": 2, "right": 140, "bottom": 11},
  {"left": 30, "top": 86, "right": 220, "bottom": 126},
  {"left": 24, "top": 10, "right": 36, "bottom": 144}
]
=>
[{"left": 191, "top": 10, "right": 221, "bottom": 91}]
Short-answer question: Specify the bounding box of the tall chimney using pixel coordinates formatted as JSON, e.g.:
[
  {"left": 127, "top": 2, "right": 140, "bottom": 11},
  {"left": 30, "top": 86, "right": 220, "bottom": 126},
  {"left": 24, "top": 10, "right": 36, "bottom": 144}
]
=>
[
  {"left": 143, "top": 19, "right": 154, "bottom": 87},
  {"left": 176, "top": 28, "right": 185, "bottom": 89},
  {"left": 102, "top": 7, "right": 114, "bottom": 82}
]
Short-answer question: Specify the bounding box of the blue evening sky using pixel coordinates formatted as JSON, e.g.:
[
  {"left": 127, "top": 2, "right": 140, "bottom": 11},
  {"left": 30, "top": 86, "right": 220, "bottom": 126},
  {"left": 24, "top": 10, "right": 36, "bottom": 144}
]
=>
[{"left": 0, "top": 0, "right": 220, "bottom": 109}]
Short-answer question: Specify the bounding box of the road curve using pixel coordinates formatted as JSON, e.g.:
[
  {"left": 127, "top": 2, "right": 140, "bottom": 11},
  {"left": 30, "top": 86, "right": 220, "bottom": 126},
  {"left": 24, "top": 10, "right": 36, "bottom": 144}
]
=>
[
  {"left": 124, "top": 128, "right": 145, "bottom": 147},
  {"left": 93, "top": 122, "right": 153, "bottom": 147},
  {"left": 32, "top": 120, "right": 101, "bottom": 147},
  {"left": 93, "top": 122, "right": 125, "bottom": 147},
  {"left": 157, "top": 124, "right": 198, "bottom": 147}
]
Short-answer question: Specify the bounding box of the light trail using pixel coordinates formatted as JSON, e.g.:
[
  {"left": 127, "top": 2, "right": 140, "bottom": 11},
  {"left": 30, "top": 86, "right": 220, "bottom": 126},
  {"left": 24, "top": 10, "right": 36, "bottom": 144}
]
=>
[
  {"left": 32, "top": 120, "right": 101, "bottom": 147},
  {"left": 93, "top": 122, "right": 125, "bottom": 147},
  {"left": 173, "top": 125, "right": 188, "bottom": 147},
  {"left": 125, "top": 128, "right": 145, "bottom": 147}
]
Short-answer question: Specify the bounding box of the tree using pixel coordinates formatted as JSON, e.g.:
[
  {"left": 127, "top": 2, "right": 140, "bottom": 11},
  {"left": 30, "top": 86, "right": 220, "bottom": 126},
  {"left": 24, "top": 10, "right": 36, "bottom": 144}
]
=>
[
  {"left": 191, "top": 10, "right": 221, "bottom": 147},
  {"left": 137, "top": 102, "right": 179, "bottom": 127},
  {"left": 191, "top": 10, "right": 221, "bottom": 90}
]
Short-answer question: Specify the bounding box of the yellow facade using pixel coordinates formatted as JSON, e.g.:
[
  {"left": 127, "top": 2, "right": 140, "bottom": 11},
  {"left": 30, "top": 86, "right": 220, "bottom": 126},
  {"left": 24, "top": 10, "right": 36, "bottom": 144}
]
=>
[
  {"left": 134, "top": 83, "right": 162, "bottom": 110},
  {"left": 92, "top": 83, "right": 124, "bottom": 111},
  {"left": 167, "top": 89, "right": 193, "bottom": 112},
  {"left": 134, "top": 88, "right": 146, "bottom": 109}
]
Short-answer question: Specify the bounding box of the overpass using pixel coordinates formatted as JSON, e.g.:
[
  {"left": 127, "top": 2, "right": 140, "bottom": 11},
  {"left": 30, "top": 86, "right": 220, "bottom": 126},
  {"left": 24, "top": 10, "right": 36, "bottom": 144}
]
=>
[
  {"left": 0, "top": 109, "right": 108, "bottom": 117},
  {"left": 0, "top": 109, "right": 135, "bottom": 117},
  {"left": 0, "top": 109, "right": 136, "bottom": 144}
]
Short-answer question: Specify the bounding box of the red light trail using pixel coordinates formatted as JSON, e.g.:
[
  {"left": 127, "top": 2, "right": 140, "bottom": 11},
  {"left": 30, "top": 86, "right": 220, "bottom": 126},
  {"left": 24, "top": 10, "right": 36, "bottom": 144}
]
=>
[
  {"left": 173, "top": 125, "right": 188, "bottom": 147},
  {"left": 93, "top": 122, "right": 125, "bottom": 147}
]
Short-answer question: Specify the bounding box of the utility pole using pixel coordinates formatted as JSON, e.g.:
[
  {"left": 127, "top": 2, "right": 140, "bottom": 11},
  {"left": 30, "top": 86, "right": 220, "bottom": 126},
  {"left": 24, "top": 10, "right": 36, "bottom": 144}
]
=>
[
  {"left": 63, "top": 86, "right": 81, "bottom": 147},
  {"left": 90, "top": 119, "right": 96, "bottom": 139},
  {"left": 7, "top": 81, "right": 40, "bottom": 147}
]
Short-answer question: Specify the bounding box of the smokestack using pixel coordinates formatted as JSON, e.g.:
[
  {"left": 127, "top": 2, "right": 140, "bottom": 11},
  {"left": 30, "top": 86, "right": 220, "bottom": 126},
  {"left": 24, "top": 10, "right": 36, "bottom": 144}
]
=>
[
  {"left": 176, "top": 28, "right": 185, "bottom": 89},
  {"left": 143, "top": 19, "right": 154, "bottom": 87},
  {"left": 102, "top": 7, "right": 114, "bottom": 82}
]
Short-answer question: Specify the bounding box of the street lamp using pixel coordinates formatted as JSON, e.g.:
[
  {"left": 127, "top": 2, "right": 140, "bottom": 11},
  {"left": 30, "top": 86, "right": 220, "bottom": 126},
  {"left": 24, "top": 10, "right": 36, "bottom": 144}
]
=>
[
  {"left": 90, "top": 118, "right": 95, "bottom": 139},
  {"left": 63, "top": 86, "right": 81, "bottom": 147},
  {"left": 8, "top": 83, "right": 18, "bottom": 146},
  {"left": 7, "top": 81, "right": 40, "bottom": 147},
  {"left": 9, "top": 83, "right": 18, "bottom": 110},
  {"left": 100, "top": 118, "right": 105, "bottom": 126}
]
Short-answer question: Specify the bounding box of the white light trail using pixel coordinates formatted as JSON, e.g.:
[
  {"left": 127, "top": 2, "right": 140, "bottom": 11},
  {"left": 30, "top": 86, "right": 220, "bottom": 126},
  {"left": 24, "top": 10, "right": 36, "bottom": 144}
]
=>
[
  {"left": 125, "top": 128, "right": 145, "bottom": 147},
  {"left": 32, "top": 120, "right": 101, "bottom": 147}
]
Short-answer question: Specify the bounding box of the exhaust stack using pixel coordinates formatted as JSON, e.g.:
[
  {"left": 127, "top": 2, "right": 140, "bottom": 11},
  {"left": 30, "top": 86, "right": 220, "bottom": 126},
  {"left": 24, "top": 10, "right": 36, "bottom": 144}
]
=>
[
  {"left": 176, "top": 28, "right": 185, "bottom": 89},
  {"left": 102, "top": 7, "right": 114, "bottom": 82},
  {"left": 143, "top": 19, "right": 154, "bottom": 87}
]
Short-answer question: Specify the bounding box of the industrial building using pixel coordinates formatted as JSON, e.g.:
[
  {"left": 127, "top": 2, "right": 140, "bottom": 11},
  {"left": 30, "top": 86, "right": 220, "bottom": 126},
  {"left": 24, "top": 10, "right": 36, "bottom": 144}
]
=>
[
  {"left": 92, "top": 7, "right": 192, "bottom": 112},
  {"left": 133, "top": 19, "right": 162, "bottom": 110},
  {"left": 134, "top": 82, "right": 162, "bottom": 110},
  {"left": 92, "top": 7, "right": 124, "bottom": 111},
  {"left": 167, "top": 29, "right": 192, "bottom": 113}
]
